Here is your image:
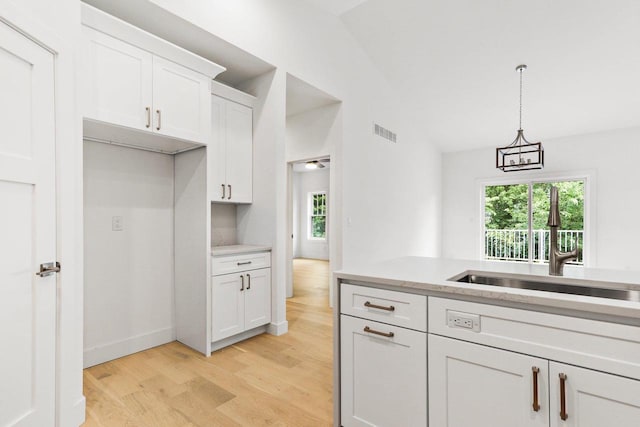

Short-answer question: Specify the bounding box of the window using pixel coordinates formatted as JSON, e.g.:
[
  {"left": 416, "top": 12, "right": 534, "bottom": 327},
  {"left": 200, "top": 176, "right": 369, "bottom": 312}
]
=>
[
  {"left": 308, "top": 191, "right": 327, "bottom": 240},
  {"left": 483, "top": 179, "right": 585, "bottom": 265}
]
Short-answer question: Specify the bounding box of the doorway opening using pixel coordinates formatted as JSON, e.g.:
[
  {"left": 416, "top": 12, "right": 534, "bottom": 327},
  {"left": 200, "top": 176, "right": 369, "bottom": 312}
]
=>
[
  {"left": 284, "top": 73, "right": 342, "bottom": 309},
  {"left": 290, "top": 159, "right": 331, "bottom": 305}
]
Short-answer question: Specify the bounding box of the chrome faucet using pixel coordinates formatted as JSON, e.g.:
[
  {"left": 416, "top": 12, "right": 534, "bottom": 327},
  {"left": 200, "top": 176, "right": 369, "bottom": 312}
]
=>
[{"left": 547, "top": 186, "right": 579, "bottom": 276}]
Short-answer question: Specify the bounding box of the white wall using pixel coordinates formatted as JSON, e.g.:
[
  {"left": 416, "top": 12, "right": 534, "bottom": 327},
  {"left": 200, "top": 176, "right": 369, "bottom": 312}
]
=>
[
  {"left": 294, "top": 169, "right": 330, "bottom": 260},
  {"left": 148, "top": 0, "right": 443, "bottom": 267},
  {"left": 286, "top": 102, "right": 340, "bottom": 162},
  {"left": 83, "top": 142, "right": 175, "bottom": 367},
  {"left": 211, "top": 203, "right": 238, "bottom": 246},
  {"left": 442, "top": 127, "right": 640, "bottom": 270}
]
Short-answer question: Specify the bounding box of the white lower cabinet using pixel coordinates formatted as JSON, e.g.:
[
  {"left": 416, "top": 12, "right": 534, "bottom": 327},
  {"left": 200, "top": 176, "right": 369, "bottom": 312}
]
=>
[
  {"left": 211, "top": 267, "right": 271, "bottom": 342},
  {"left": 429, "top": 334, "right": 640, "bottom": 427},
  {"left": 340, "top": 315, "right": 427, "bottom": 427},
  {"left": 428, "top": 335, "right": 548, "bottom": 427},
  {"left": 548, "top": 362, "right": 640, "bottom": 427}
]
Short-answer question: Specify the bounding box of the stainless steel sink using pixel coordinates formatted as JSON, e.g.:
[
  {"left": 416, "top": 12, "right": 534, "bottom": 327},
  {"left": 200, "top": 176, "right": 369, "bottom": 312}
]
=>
[{"left": 449, "top": 271, "right": 640, "bottom": 302}]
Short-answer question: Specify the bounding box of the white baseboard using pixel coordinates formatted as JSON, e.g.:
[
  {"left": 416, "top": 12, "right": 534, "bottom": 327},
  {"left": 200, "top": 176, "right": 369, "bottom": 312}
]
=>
[
  {"left": 267, "top": 320, "right": 288, "bottom": 336},
  {"left": 210, "top": 325, "right": 269, "bottom": 352},
  {"left": 83, "top": 327, "right": 175, "bottom": 368},
  {"left": 61, "top": 396, "right": 86, "bottom": 427}
]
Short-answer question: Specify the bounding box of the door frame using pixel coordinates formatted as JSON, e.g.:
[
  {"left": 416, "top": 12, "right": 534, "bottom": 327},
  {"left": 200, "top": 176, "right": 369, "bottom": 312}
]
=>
[{"left": 0, "top": 3, "right": 85, "bottom": 425}]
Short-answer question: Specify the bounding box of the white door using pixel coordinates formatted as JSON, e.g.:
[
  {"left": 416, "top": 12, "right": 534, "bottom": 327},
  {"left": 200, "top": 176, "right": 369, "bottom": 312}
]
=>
[
  {"left": 549, "top": 362, "right": 640, "bottom": 427},
  {"left": 153, "top": 56, "right": 210, "bottom": 144},
  {"left": 341, "top": 315, "right": 427, "bottom": 427},
  {"left": 209, "top": 95, "right": 227, "bottom": 201},
  {"left": 211, "top": 273, "right": 245, "bottom": 341},
  {"left": 244, "top": 268, "right": 271, "bottom": 330},
  {"left": 429, "top": 335, "right": 548, "bottom": 427},
  {"left": 0, "top": 20, "right": 56, "bottom": 427},
  {"left": 224, "top": 100, "right": 253, "bottom": 203},
  {"left": 82, "top": 26, "right": 152, "bottom": 131}
]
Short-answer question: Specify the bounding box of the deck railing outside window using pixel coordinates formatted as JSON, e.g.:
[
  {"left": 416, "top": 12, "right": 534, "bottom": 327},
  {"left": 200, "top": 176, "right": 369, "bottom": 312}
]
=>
[{"left": 485, "top": 229, "right": 583, "bottom": 264}]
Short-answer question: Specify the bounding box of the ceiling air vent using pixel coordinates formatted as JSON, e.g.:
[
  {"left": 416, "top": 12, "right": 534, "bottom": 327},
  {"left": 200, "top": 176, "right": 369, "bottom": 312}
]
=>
[{"left": 373, "top": 123, "right": 397, "bottom": 143}]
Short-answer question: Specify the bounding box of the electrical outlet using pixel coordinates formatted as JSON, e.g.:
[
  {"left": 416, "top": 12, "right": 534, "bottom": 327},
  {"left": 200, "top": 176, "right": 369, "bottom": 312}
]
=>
[
  {"left": 447, "top": 310, "right": 480, "bottom": 332},
  {"left": 112, "top": 216, "right": 123, "bottom": 231}
]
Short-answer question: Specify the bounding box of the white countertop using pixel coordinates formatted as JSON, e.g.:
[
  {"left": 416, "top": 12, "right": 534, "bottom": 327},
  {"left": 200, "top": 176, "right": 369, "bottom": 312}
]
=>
[
  {"left": 335, "top": 257, "right": 640, "bottom": 320},
  {"left": 211, "top": 244, "right": 272, "bottom": 256}
]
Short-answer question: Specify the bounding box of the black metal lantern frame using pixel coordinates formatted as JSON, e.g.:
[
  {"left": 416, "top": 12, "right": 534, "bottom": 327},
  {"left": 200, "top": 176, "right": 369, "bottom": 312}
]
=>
[
  {"left": 496, "top": 129, "right": 544, "bottom": 172},
  {"left": 497, "top": 65, "right": 544, "bottom": 172}
]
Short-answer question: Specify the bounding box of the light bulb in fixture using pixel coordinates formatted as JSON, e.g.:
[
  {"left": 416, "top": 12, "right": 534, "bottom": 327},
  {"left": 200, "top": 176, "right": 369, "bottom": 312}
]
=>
[{"left": 305, "top": 161, "right": 319, "bottom": 169}]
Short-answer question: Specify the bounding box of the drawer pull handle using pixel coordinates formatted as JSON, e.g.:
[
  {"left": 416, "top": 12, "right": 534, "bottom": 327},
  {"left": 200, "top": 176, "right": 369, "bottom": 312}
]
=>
[
  {"left": 237, "top": 261, "right": 252, "bottom": 266},
  {"left": 532, "top": 366, "right": 541, "bottom": 412},
  {"left": 228, "top": 184, "right": 232, "bottom": 200},
  {"left": 156, "top": 109, "right": 161, "bottom": 131},
  {"left": 145, "top": 107, "right": 151, "bottom": 128},
  {"left": 363, "top": 326, "right": 394, "bottom": 338},
  {"left": 240, "top": 274, "right": 245, "bottom": 291},
  {"left": 247, "top": 273, "right": 251, "bottom": 290},
  {"left": 364, "top": 301, "right": 395, "bottom": 312},
  {"left": 559, "top": 373, "right": 568, "bottom": 421},
  {"left": 221, "top": 184, "right": 226, "bottom": 199}
]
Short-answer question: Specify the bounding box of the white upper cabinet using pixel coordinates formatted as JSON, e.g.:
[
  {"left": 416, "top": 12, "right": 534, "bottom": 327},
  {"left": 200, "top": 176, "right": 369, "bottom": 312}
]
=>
[
  {"left": 209, "top": 94, "right": 253, "bottom": 203},
  {"left": 81, "top": 4, "right": 224, "bottom": 151},
  {"left": 82, "top": 27, "right": 152, "bottom": 132},
  {"left": 152, "top": 56, "right": 211, "bottom": 144}
]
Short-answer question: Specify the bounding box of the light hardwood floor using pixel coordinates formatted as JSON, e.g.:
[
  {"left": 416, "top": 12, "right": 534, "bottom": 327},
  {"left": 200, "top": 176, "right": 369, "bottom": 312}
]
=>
[{"left": 83, "top": 258, "right": 332, "bottom": 426}]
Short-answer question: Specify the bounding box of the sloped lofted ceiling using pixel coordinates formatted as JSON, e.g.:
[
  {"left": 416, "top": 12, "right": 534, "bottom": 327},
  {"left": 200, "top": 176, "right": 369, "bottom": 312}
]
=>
[{"left": 320, "top": 0, "right": 640, "bottom": 152}]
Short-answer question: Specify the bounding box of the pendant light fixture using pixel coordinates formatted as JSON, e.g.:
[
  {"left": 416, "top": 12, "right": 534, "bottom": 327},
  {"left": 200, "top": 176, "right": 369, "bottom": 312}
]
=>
[{"left": 496, "top": 64, "right": 544, "bottom": 172}]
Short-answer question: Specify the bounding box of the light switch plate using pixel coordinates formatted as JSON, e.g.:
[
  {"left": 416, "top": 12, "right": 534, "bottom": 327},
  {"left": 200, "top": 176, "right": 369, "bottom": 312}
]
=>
[{"left": 112, "top": 216, "right": 123, "bottom": 231}]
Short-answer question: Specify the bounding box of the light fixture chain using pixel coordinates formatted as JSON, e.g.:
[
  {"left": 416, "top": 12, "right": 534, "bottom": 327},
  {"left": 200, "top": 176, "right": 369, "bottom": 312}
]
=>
[{"left": 519, "top": 66, "right": 523, "bottom": 130}]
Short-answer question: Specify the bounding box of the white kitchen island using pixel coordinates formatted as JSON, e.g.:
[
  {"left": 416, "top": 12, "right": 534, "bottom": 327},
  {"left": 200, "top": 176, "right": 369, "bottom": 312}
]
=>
[{"left": 334, "top": 257, "right": 640, "bottom": 427}]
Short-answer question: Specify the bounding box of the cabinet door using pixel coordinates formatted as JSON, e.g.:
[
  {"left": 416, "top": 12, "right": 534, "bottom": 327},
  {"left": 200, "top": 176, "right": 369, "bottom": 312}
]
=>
[
  {"left": 209, "top": 95, "right": 227, "bottom": 201},
  {"left": 244, "top": 268, "right": 271, "bottom": 330},
  {"left": 429, "top": 335, "right": 548, "bottom": 427},
  {"left": 341, "top": 315, "right": 427, "bottom": 427},
  {"left": 549, "top": 362, "right": 640, "bottom": 427},
  {"left": 153, "top": 56, "right": 210, "bottom": 144},
  {"left": 82, "top": 26, "right": 152, "bottom": 131},
  {"left": 224, "top": 100, "right": 253, "bottom": 203},
  {"left": 211, "top": 273, "right": 245, "bottom": 342}
]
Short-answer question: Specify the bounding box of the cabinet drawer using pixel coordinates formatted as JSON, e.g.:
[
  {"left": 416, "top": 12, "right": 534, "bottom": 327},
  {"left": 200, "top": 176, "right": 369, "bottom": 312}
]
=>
[
  {"left": 212, "top": 251, "right": 270, "bottom": 276},
  {"left": 340, "top": 283, "right": 427, "bottom": 332},
  {"left": 429, "top": 297, "right": 640, "bottom": 381}
]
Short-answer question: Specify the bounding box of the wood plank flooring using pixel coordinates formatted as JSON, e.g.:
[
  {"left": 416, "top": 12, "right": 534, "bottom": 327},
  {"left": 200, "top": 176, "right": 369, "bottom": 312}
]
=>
[{"left": 83, "top": 258, "right": 332, "bottom": 426}]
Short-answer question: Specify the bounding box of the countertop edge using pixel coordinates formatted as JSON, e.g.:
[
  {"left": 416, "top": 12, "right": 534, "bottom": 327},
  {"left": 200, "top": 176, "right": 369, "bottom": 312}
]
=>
[
  {"left": 334, "top": 262, "right": 640, "bottom": 322},
  {"left": 211, "top": 244, "right": 272, "bottom": 256}
]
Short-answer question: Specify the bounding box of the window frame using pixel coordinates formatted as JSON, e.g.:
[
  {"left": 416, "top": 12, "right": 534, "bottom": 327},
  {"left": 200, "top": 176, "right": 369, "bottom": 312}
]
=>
[
  {"left": 478, "top": 171, "right": 595, "bottom": 267},
  {"left": 307, "top": 190, "right": 327, "bottom": 241}
]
